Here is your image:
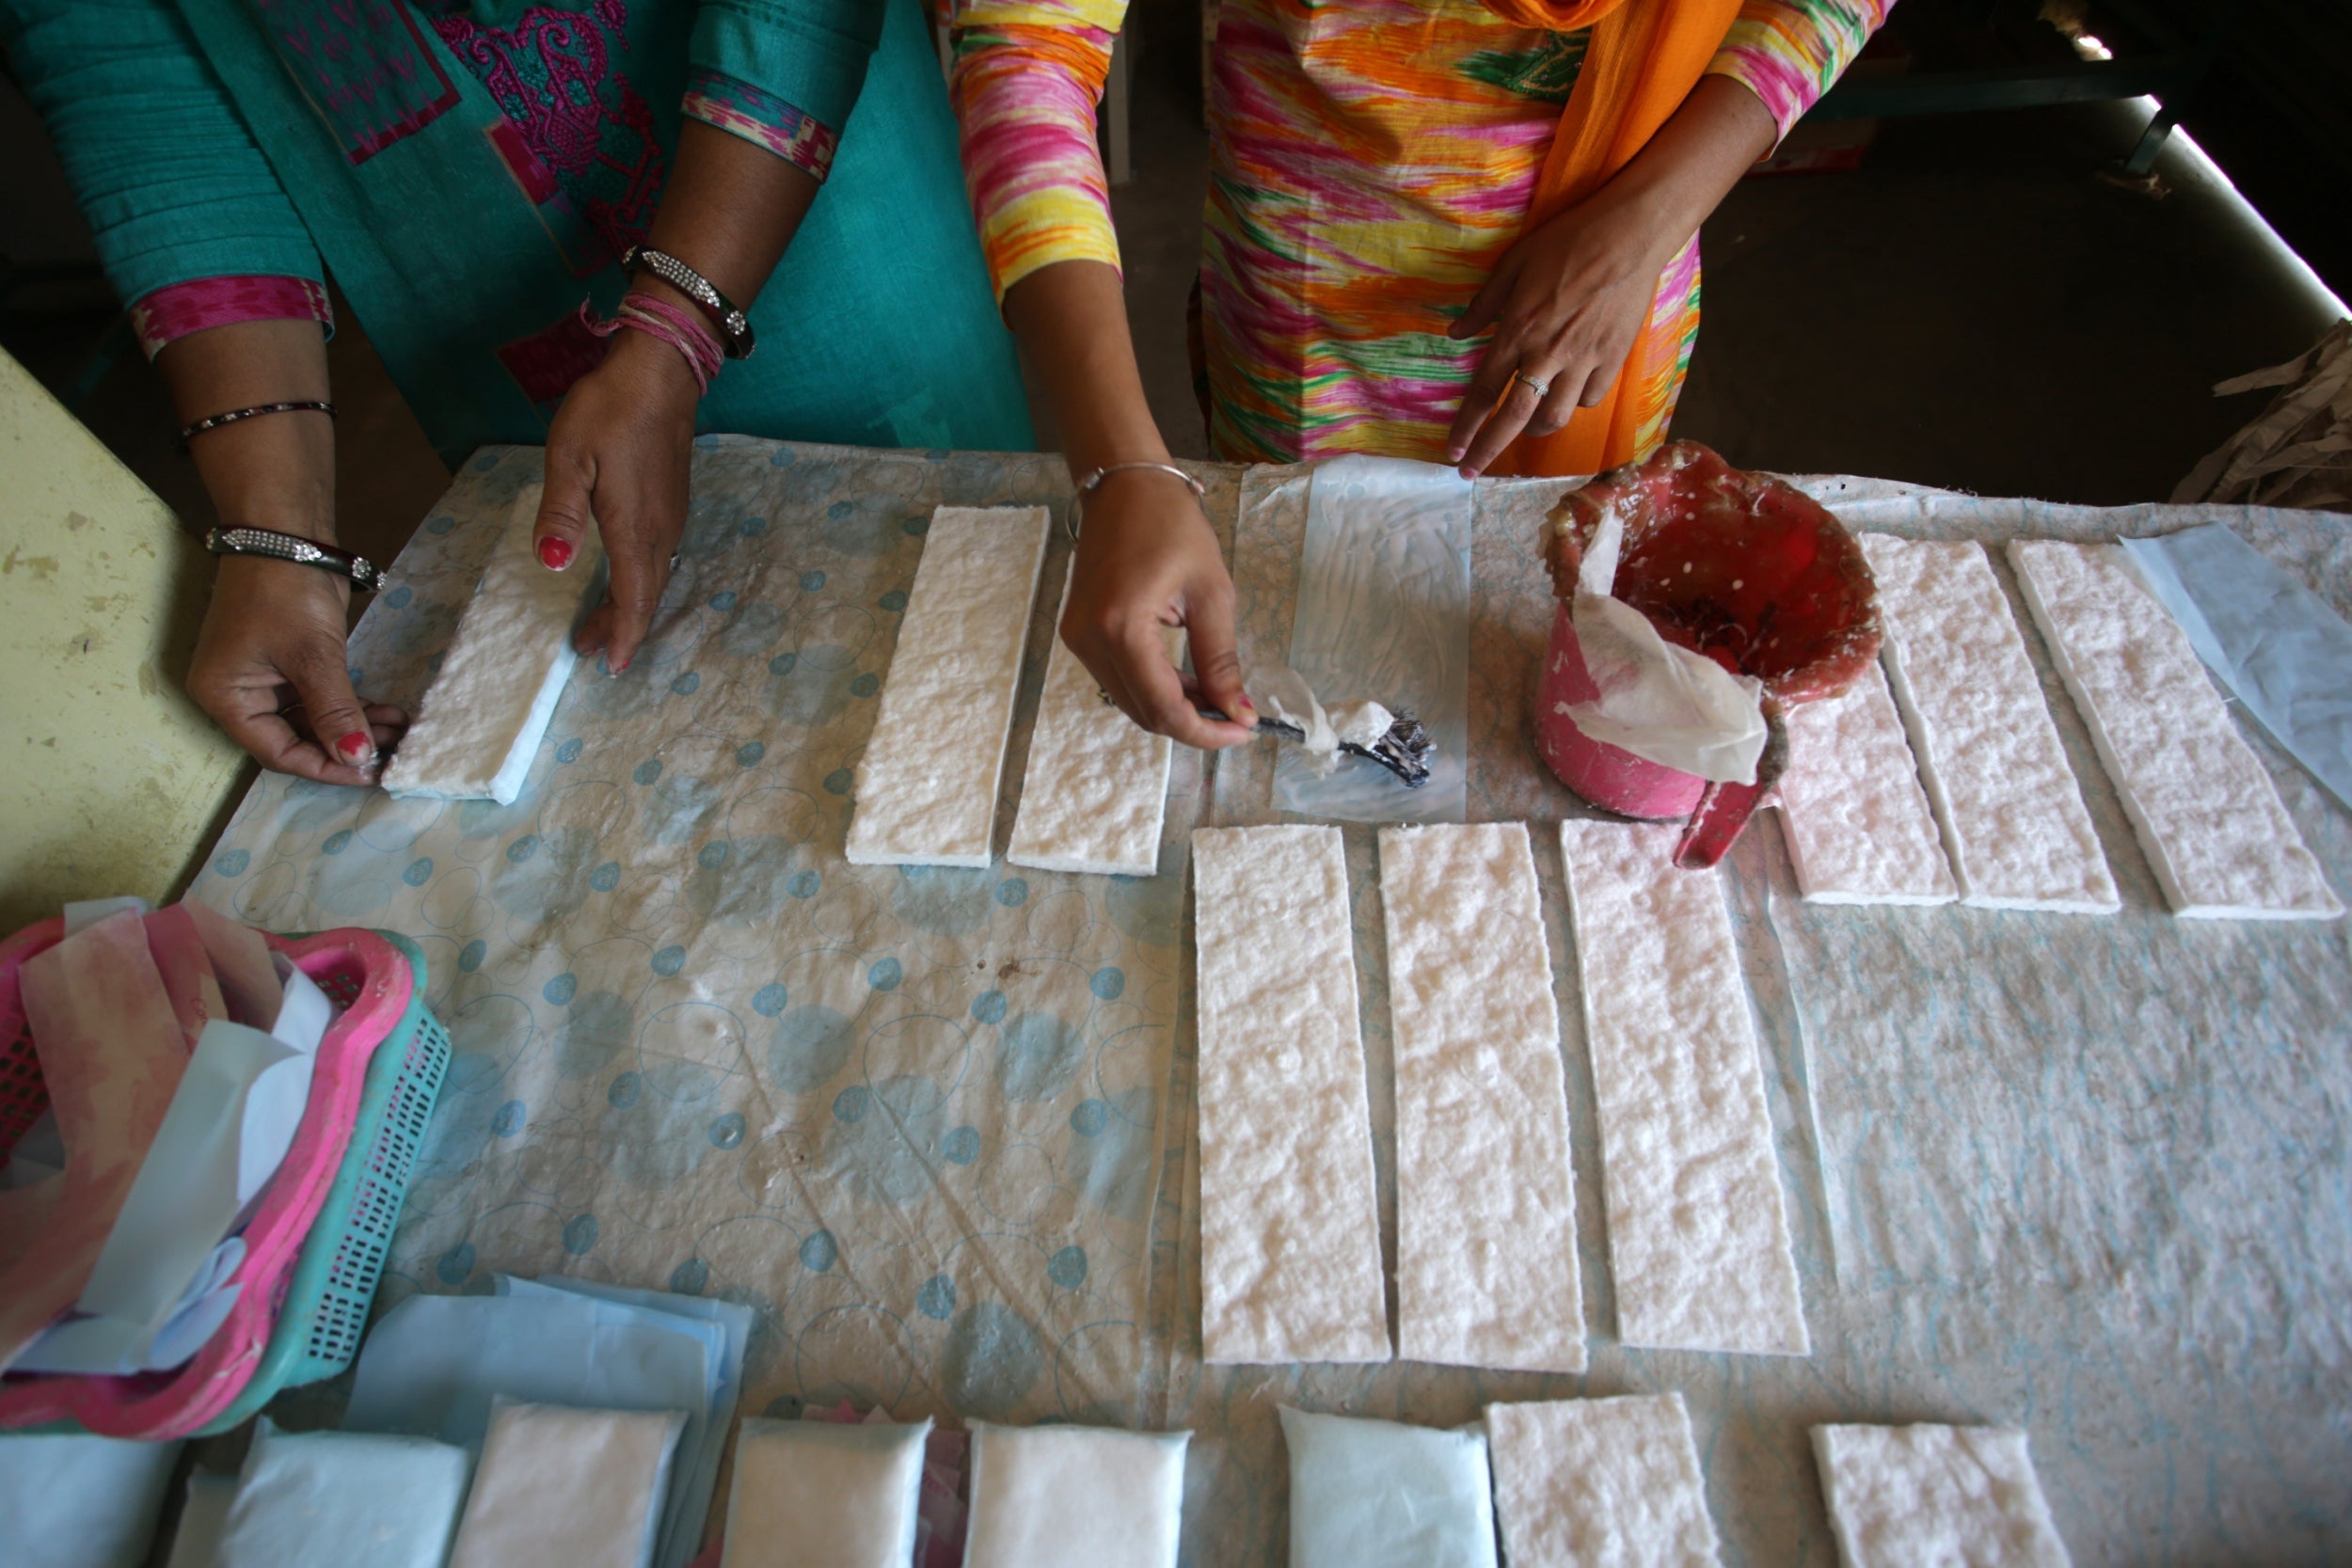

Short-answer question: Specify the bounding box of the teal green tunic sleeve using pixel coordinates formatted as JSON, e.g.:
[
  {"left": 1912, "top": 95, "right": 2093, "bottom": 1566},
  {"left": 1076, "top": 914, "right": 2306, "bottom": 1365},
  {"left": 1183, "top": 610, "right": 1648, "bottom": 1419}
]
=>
[
  {"left": 690, "top": 0, "right": 887, "bottom": 136},
  {"left": 0, "top": 0, "right": 322, "bottom": 309}
]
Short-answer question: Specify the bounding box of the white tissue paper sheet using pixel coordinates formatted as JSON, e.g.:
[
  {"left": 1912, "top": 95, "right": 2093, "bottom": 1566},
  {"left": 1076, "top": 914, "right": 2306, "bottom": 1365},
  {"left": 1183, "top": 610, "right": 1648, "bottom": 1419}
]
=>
[
  {"left": 15, "top": 958, "right": 333, "bottom": 1375},
  {"left": 449, "top": 1401, "right": 687, "bottom": 1568},
  {"left": 1279, "top": 1407, "right": 1498, "bottom": 1568},
  {"left": 721, "top": 1417, "right": 931, "bottom": 1568},
  {"left": 166, "top": 1469, "right": 239, "bottom": 1568},
  {"left": 503, "top": 1275, "right": 753, "bottom": 1568},
  {"left": 2120, "top": 521, "right": 2352, "bottom": 813},
  {"left": 1561, "top": 503, "right": 1768, "bottom": 784},
  {"left": 962, "top": 1422, "right": 1189, "bottom": 1568},
  {"left": 1277, "top": 455, "right": 1471, "bottom": 822},
  {"left": 0, "top": 1433, "right": 183, "bottom": 1568},
  {"left": 216, "top": 1421, "right": 471, "bottom": 1568}
]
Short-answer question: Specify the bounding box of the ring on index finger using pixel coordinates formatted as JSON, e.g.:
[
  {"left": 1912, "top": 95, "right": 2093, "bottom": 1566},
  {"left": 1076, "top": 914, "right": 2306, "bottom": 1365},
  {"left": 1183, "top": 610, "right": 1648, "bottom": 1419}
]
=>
[{"left": 1511, "top": 370, "right": 1551, "bottom": 399}]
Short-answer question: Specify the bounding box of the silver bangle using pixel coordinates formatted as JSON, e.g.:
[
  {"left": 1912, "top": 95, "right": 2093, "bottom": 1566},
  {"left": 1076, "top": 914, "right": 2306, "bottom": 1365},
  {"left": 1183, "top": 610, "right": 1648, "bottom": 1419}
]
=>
[
  {"left": 205, "top": 527, "right": 389, "bottom": 593},
  {"left": 1069, "top": 461, "right": 1206, "bottom": 543},
  {"left": 621, "top": 245, "right": 755, "bottom": 359}
]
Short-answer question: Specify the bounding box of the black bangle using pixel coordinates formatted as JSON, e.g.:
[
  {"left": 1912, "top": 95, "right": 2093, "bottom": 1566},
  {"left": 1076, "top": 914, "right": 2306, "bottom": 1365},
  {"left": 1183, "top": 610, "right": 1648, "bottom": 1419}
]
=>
[
  {"left": 178, "top": 401, "right": 335, "bottom": 448},
  {"left": 204, "top": 526, "right": 389, "bottom": 593},
  {"left": 620, "top": 245, "right": 755, "bottom": 359}
]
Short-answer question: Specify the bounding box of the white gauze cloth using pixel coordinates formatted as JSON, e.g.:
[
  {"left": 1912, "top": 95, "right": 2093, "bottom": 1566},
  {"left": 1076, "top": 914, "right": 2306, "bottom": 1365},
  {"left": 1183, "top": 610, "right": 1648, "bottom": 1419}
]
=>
[
  {"left": 1279, "top": 1407, "right": 1498, "bottom": 1568},
  {"left": 449, "top": 1401, "right": 688, "bottom": 1568},
  {"left": 0, "top": 1433, "right": 183, "bottom": 1568},
  {"left": 216, "top": 1421, "right": 471, "bottom": 1568},
  {"left": 720, "top": 1417, "right": 930, "bottom": 1568},
  {"left": 962, "top": 1422, "right": 1189, "bottom": 1568}
]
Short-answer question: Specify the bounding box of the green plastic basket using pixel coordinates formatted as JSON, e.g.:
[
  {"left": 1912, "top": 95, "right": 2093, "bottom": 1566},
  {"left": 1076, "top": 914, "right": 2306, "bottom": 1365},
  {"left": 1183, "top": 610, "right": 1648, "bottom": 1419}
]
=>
[{"left": 193, "top": 930, "right": 451, "bottom": 1434}]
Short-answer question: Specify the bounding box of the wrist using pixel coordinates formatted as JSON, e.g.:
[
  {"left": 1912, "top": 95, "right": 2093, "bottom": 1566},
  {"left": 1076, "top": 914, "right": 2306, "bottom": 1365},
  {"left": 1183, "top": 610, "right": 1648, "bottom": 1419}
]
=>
[{"left": 602, "top": 315, "right": 706, "bottom": 402}]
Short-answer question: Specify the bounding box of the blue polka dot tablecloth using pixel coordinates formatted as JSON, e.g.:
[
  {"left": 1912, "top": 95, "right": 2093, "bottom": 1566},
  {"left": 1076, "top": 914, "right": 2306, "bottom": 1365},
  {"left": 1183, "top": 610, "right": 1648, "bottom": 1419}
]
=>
[{"left": 193, "top": 444, "right": 2352, "bottom": 1565}]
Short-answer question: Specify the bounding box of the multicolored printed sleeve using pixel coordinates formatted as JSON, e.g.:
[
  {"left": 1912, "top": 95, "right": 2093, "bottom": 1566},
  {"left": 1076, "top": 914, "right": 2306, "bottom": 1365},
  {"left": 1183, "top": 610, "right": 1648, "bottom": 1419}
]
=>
[
  {"left": 948, "top": 0, "right": 1130, "bottom": 304},
  {"left": 1707, "top": 0, "right": 1895, "bottom": 145},
  {"left": 0, "top": 0, "right": 328, "bottom": 358},
  {"left": 687, "top": 0, "right": 889, "bottom": 173},
  {"left": 681, "top": 68, "right": 840, "bottom": 182}
]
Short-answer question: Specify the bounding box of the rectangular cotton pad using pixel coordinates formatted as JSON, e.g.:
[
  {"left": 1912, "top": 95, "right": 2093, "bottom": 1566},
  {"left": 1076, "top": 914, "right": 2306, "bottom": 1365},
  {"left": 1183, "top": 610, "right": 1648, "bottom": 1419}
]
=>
[
  {"left": 1774, "top": 661, "right": 1958, "bottom": 906},
  {"left": 2008, "top": 539, "right": 2343, "bottom": 920},
  {"left": 963, "top": 1423, "right": 1189, "bottom": 1568},
  {"left": 1378, "top": 823, "right": 1585, "bottom": 1374},
  {"left": 383, "top": 482, "right": 604, "bottom": 805},
  {"left": 1859, "top": 534, "right": 2119, "bottom": 913},
  {"left": 1812, "top": 1423, "right": 2072, "bottom": 1568},
  {"left": 1191, "top": 825, "right": 1390, "bottom": 1365},
  {"left": 721, "top": 1418, "right": 930, "bottom": 1568},
  {"left": 1556, "top": 820, "right": 1809, "bottom": 1356},
  {"left": 1486, "top": 1396, "right": 1722, "bottom": 1568},
  {"left": 1007, "top": 559, "right": 1178, "bottom": 876},
  {"left": 845, "top": 504, "right": 1050, "bottom": 868},
  {"left": 447, "top": 1402, "right": 687, "bottom": 1568}
]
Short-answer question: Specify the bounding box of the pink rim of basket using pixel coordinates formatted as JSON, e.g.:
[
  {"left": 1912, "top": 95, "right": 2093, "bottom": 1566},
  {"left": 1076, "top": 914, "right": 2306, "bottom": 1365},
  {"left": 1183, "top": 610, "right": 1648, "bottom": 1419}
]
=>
[{"left": 0, "top": 920, "right": 414, "bottom": 1438}]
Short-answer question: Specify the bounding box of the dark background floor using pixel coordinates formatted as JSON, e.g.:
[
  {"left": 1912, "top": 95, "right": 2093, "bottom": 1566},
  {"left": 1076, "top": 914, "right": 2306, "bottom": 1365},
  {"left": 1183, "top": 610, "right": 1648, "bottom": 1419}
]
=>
[{"left": 3, "top": 0, "right": 2344, "bottom": 575}]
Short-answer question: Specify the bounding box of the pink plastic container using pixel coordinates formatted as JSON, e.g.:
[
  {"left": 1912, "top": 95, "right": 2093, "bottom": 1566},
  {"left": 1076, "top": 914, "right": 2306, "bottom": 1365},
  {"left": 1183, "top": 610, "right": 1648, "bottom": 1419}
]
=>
[{"left": 0, "top": 920, "right": 415, "bottom": 1438}]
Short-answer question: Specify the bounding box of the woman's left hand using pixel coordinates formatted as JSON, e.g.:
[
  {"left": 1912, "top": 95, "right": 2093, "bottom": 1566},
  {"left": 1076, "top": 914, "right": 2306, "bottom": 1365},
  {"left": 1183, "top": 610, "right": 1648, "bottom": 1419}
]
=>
[
  {"left": 532, "top": 322, "right": 701, "bottom": 673},
  {"left": 1441, "top": 189, "right": 1678, "bottom": 479}
]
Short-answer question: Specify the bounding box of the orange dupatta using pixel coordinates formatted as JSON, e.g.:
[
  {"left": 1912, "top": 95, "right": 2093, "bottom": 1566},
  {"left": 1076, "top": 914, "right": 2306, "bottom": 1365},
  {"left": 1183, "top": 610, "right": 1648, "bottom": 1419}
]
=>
[{"left": 1484, "top": 0, "right": 1744, "bottom": 478}]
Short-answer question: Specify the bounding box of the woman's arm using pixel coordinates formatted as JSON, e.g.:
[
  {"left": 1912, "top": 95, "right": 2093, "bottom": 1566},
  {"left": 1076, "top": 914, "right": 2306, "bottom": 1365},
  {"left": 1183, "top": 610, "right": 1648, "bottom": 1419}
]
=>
[
  {"left": 161, "top": 321, "right": 404, "bottom": 784},
  {"left": 1443, "top": 0, "right": 1892, "bottom": 475},
  {"left": 951, "top": 0, "right": 1250, "bottom": 747}
]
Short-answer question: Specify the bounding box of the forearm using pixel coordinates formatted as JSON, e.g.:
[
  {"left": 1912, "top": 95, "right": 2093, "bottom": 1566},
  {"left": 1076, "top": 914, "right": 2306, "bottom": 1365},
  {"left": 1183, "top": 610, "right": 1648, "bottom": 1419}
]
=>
[
  {"left": 1583, "top": 74, "right": 1777, "bottom": 268},
  {"left": 155, "top": 318, "right": 335, "bottom": 544},
  {"left": 1003, "top": 258, "right": 1165, "bottom": 473}
]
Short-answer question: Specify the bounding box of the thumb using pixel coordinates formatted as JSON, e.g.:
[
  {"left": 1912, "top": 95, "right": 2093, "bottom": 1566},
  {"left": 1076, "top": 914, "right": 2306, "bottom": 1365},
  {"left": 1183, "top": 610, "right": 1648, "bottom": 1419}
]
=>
[
  {"left": 290, "top": 640, "right": 378, "bottom": 777},
  {"left": 1449, "top": 251, "right": 1521, "bottom": 342},
  {"left": 533, "top": 455, "right": 596, "bottom": 576}
]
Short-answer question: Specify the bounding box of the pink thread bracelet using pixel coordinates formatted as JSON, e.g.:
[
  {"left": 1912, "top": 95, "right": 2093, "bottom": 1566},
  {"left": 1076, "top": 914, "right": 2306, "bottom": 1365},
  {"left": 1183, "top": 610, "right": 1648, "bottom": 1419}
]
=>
[{"left": 581, "top": 291, "right": 726, "bottom": 394}]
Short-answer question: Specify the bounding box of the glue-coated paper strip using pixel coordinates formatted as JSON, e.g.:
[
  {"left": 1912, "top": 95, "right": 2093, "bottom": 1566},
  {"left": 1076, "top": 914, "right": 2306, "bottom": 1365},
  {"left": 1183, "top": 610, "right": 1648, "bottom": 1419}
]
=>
[
  {"left": 1379, "top": 823, "right": 1585, "bottom": 1373},
  {"left": 1191, "top": 825, "right": 1389, "bottom": 1364},
  {"left": 1277, "top": 455, "right": 1470, "bottom": 822},
  {"left": 2010, "top": 539, "right": 2342, "bottom": 919},
  {"left": 1774, "top": 661, "right": 1958, "bottom": 906},
  {"left": 845, "top": 504, "right": 1050, "bottom": 867},
  {"left": 1557, "top": 821, "right": 1808, "bottom": 1356}
]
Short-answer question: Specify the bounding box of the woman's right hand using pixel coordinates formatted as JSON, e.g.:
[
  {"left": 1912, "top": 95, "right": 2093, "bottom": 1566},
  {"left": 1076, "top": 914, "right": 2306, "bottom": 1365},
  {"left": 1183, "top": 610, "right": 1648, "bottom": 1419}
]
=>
[
  {"left": 186, "top": 554, "right": 405, "bottom": 786},
  {"left": 1060, "top": 467, "right": 1255, "bottom": 750}
]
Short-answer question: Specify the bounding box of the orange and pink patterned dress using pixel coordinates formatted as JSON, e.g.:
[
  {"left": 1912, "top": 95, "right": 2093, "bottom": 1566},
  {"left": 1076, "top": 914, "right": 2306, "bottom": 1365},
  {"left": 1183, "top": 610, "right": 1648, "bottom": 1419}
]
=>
[{"left": 952, "top": 0, "right": 1890, "bottom": 465}]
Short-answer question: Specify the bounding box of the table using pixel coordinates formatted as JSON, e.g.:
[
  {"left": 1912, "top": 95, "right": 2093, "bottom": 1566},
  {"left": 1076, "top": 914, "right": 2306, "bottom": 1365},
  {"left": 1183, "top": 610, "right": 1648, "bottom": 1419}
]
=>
[{"left": 192, "top": 438, "right": 2352, "bottom": 1564}]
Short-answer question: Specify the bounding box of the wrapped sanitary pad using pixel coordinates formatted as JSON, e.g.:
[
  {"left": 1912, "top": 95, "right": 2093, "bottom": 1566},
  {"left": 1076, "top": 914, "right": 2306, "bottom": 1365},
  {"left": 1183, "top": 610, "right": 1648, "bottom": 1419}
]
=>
[
  {"left": 721, "top": 1417, "right": 931, "bottom": 1568},
  {"left": 962, "top": 1422, "right": 1188, "bottom": 1568},
  {"left": 1279, "top": 1407, "right": 1499, "bottom": 1568}
]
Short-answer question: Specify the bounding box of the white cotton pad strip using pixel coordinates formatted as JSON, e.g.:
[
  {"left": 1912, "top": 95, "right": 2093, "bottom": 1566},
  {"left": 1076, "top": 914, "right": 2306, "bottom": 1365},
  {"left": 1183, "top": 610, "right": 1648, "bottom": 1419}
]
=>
[
  {"left": 1486, "top": 1396, "right": 1723, "bottom": 1568},
  {"left": 845, "top": 505, "right": 1051, "bottom": 868},
  {"left": 1774, "top": 661, "right": 1958, "bottom": 906},
  {"left": 1859, "top": 534, "right": 2119, "bottom": 913},
  {"left": 1812, "top": 1423, "right": 2073, "bottom": 1568},
  {"left": 1191, "top": 825, "right": 1390, "bottom": 1365},
  {"left": 2007, "top": 540, "right": 2344, "bottom": 921},
  {"left": 217, "top": 1424, "right": 472, "bottom": 1568},
  {"left": 1557, "top": 820, "right": 1809, "bottom": 1356},
  {"left": 1378, "top": 823, "right": 1585, "bottom": 1374},
  {"left": 721, "top": 1418, "right": 930, "bottom": 1568},
  {"left": 448, "top": 1402, "right": 688, "bottom": 1568},
  {"left": 1280, "top": 1407, "right": 1499, "bottom": 1568},
  {"left": 962, "top": 1423, "right": 1189, "bottom": 1568},
  {"left": 1007, "top": 558, "right": 1178, "bottom": 877},
  {"left": 382, "top": 482, "right": 606, "bottom": 806}
]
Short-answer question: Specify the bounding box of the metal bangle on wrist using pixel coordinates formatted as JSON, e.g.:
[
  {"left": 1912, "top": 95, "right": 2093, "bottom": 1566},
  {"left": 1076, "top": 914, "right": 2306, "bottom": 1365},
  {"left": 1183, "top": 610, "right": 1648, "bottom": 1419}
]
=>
[
  {"left": 1069, "top": 460, "right": 1206, "bottom": 543},
  {"left": 620, "top": 245, "right": 755, "bottom": 360},
  {"left": 205, "top": 526, "right": 389, "bottom": 593}
]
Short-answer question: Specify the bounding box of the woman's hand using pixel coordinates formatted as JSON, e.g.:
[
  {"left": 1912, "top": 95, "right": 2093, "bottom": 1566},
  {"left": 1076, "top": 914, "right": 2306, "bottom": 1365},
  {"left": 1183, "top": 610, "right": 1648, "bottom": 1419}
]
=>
[
  {"left": 1442, "top": 74, "right": 1782, "bottom": 478},
  {"left": 187, "top": 556, "right": 405, "bottom": 785},
  {"left": 1062, "top": 468, "right": 1256, "bottom": 750},
  {"left": 1441, "top": 190, "right": 1677, "bottom": 478},
  {"left": 532, "top": 324, "right": 699, "bottom": 673}
]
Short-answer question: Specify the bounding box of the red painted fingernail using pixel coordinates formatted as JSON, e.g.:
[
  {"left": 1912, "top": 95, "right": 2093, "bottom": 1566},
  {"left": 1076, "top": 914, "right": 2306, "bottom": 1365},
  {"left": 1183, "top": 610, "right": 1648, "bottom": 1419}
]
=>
[
  {"left": 538, "top": 535, "right": 573, "bottom": 571},
  {"left": 612, "top": 655, "right": 631, "bottom": 673},
  {"left": 337, "top": 731, "right": 373, "bottom": 764}
]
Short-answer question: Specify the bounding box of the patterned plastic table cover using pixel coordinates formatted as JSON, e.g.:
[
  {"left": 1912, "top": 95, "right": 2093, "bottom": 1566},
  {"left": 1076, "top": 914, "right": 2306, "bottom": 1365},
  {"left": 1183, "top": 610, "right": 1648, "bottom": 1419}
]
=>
[{"left": 192, "top": 439, "right": 2352, "bottom": 1565}]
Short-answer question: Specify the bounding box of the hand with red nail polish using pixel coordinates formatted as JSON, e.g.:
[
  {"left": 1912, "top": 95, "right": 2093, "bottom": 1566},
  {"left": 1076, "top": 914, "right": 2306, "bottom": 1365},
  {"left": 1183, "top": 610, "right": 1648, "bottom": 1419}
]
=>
[{"left": 537, "top": 534, "right": 574, "bottom": 572}]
